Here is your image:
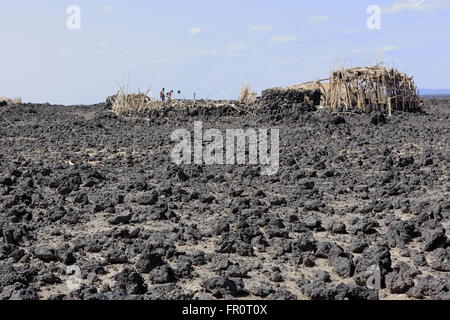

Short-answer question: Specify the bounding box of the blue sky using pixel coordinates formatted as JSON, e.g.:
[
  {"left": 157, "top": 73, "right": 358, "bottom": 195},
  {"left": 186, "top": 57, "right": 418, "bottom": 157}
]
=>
[{"left": 1, "top": 0, "right": 449, "bottom": 104}]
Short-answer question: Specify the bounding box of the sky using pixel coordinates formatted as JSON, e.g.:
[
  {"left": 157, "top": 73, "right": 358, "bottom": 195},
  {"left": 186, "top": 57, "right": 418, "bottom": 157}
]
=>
[{"left": 1, "top": 0, "right": 450, "bottom": 105}]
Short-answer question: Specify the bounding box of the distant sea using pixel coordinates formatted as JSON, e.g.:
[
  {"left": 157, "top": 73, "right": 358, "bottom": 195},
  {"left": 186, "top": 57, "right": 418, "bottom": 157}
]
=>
[{"left": 419, "top": 89, "right": 450, "bottom": 97}]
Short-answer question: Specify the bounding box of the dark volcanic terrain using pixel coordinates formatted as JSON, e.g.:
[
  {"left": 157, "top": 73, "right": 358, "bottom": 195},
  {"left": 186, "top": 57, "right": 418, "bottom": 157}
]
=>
[{"left": 0, "top": 99, "right": 449, "bottom": 300}]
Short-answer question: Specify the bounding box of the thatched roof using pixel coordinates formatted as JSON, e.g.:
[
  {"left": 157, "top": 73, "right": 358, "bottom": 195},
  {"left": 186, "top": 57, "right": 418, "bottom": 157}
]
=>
[{"left": 330, "top": 65, "right": 414, "bottom": 82}]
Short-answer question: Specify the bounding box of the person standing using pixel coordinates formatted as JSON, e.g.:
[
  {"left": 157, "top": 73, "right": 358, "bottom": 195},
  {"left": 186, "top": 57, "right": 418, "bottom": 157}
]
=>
[{"left": 160, "top": 88, "right": 166, "bottom": 101}]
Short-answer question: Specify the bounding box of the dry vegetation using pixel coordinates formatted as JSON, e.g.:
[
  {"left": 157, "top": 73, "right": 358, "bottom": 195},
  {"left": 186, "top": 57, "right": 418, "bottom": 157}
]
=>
[
  {"left": 0, "top": 96, "right": 22, "bottom": 106},
  {"left": 110, "top": 85, "right": 152, "bottom": 115},
  {"left": 238, "top": 84, "right": 257, "bottom": 105},
  {"left": 109, "top": 83, "right": 260, "bottom": 116},
  {"left": 109, "top": 86, "right": 178, "bottom": 115}
]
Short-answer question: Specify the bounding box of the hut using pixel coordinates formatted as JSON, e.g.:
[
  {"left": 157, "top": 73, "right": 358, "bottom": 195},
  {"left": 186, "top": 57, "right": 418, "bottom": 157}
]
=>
[{"left": 325, "top": 65, "right": 420, "bottom": 115}]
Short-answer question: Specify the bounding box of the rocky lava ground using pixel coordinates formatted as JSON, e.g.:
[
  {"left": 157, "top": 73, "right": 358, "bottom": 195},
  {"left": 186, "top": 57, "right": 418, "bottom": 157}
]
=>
[{"left": 0, "top": 99, "right": 449, "bottom": 300}]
